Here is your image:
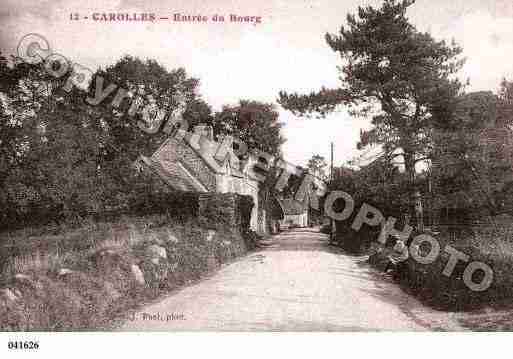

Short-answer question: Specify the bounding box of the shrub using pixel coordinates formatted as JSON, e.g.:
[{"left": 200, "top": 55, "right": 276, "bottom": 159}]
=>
[
  {"left": 320, "top": 224, "right": 331, "bottom": 234},
  {"left": 242, "top": 230, "right": 262, "bottom": 250},
  {"left": 375, "top": 224, "right": 513, "bottom": 311},
  {"left": 334, "top": 220, "right": 379, "bottom": 254}
]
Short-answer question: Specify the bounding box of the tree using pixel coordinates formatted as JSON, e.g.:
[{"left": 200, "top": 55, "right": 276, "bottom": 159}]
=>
[
  {"left": 0, "top": 55, "right": 71, "bottom": 226},
  {"left": 432, "top": 87, "right": 513, "bottom": 219},
  {"left": 279, "top": 0, "right": 464, "bottom": 216},
  {"left": 211, "top": 100, "right": 286, "bottom": 233},
  {"left": 307, "top": 154, "right": 328, "bottom": 180},
  {"left": 212, "top": 100, "right": 285, "bottom": 157},
  {"left": 85, "top": 56, "right": 214, "bottom": 209},
  {"left": 0, "top": 54, "right": 116, "bottom": 226},
  {"left": 0, "top": 54, "right": 214, "bottom": 227},
  {"left": 497, "top": 79, "right": 513, "bottom": 128},
  {"left": 93, "top": 55, "right": 212, "bottom": 162}
]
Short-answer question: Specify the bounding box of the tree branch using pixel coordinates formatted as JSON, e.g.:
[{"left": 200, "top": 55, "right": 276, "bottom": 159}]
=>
[{"left": 278, "top": 88, "right": 353, "bottom": 116}]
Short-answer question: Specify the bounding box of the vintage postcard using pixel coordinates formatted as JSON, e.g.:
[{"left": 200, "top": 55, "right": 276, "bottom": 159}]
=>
[{"left": 1, "top": 0, "right": 513, "bottom": 356}]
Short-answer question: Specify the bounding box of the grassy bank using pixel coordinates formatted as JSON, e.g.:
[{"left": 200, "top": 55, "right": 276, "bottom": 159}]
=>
[
  {"left": 368, "top": 224, "right": 513, "bottom": 311},
  {"left": 0, "top": 215, "right": 256, "bottom": 330}
]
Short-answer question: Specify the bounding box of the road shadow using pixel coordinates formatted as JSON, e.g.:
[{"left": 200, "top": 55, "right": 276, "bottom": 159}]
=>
[
  {"left": 264, "top": 232, "right": 344, "bottom": 253},
  {"left": 352, "top": 258, "right": 461, "bottom": 331}
]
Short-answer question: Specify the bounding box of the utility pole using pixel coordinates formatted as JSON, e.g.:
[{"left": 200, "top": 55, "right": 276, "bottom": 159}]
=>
[
  {"left": 330, "top": 142, "right": 334, "bottom": 183},
  {"left": 329, "top": 142, "right": 335, "bottom": 243}
]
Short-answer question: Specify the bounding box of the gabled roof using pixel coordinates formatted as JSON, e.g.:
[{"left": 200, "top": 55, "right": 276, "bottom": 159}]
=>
[
  {"left": 153, "top": 128, "right": 261, "bottom": 181},
  {"left": 139, "top": 156, "right": 207, "bottom": 192}
]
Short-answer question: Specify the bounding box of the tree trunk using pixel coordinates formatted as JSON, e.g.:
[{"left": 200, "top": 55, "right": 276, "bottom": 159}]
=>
[{"left": 403, "top": 150, "right": 417, "bottom": 224}]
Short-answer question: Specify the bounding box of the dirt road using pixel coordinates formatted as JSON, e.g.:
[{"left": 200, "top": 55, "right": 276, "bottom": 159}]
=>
[{"left": 119, "top": 228, "right": 464, "bottom": 331}]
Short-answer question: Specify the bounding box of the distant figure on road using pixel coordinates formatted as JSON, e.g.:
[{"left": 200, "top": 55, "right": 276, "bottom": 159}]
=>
[{"left": 384, "top": 240, "right": 409, "bottom": 274}]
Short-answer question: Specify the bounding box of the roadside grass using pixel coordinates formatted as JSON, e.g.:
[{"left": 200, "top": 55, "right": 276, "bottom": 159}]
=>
[
  {"left": 332, "top": 214, "right": 513, "bottom": 311},
  {"left": 0, "top": 216, "right": 253, "bottom": 331},
  {"left": 368, "top": 224, "right": 513, "bottom": 311}
]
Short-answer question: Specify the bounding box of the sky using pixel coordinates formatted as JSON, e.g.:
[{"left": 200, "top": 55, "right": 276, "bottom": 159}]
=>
[{"left": 1, "top": 0, "right": 513, "bottom": 168}]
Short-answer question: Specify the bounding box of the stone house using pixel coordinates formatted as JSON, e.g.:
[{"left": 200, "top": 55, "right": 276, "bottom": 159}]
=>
[{"left": 138, "top": 125, "right": 267, "bottom": 233}]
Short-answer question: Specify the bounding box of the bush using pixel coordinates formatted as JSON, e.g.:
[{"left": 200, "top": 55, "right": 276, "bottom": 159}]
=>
[
  {"left": 373, "top": 224, "right": 513, "bottom": 311},
  {"left": 333, "top": 220, "right": 379, "bottom": 254},
  {"left": 242, "top": 230, "right": 263, "bottom": 250},
  {"left": 320, "top": 224, "right": 331, "bottom": 234}
]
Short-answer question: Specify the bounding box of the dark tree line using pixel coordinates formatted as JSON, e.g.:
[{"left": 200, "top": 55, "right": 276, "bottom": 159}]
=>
[
  {"left": 0, "top": 54, "right": 285, "bottom": 230},
  {"left": 279, "top": 0, "right": 513, "bottom": 223}
]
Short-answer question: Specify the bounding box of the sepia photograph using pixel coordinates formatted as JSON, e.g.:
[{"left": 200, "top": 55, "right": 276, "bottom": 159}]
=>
[{"left": 1, "top": 0, "right": 513, "bottom": 355}]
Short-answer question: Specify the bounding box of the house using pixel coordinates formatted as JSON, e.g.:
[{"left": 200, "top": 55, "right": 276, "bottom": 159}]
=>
[
  {"left": 138, "top": 125, "right": 267, "bottom": 233},
  {"left": 275, "top": 198, "right": 309, "bottom": 229}
]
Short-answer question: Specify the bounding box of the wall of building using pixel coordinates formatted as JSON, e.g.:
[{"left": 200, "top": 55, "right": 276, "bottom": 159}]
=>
[
  {"left": 215, "top": 172, "right": 264, "bottom": 233},
  {"left": 153, "top": 134, "right": 267, "bottom": 233},
  {"left": 281, "top": 213, "right": 308, "bottom": 228}
]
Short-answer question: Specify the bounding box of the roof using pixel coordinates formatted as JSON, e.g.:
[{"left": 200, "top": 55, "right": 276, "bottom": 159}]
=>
[
  {"left": 152, "top": 128, "right": 259, "bottom": 181},
  {"left": 139, "top": 156, "right": 207, "bottom": 192},
  {"left": 277, "top": 198, "right": 308, "bottom": 216}
]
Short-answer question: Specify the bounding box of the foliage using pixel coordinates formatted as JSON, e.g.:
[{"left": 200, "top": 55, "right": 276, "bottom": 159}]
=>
[
  {"left": 93, "top": 55, "right": 212, "bottom": 160},
  {"left": 0, "top": 52, "right": 287, "bottom": 230},
  {"left": 367, "top": 224, "right": 513, "bottom": 313},
  {"left": 329, "top": 164, "right": 410, "bottom": 251},
  {"left": 212, "top": 99, "right": 285, "bottom": 157},
  {"left": 307, "top": 154, "right": 328, "bottom": 180},
  {"left": 279, "top": 0, "right": 465, "bottom": 208},
  {"left": 0, "top": 54, "right": 210, "bottom": 229},
  {"left": 320, "top": 224, "right": 331, "bottom": 234},
  {"left": 236, "top": 195, "right": 255, "bottom": 232},
  {"left": 210, "top": 99, "right": 285, "bottom": 235},
  {"left": 432, "top": 88, "right": 513, "bottom": 218},
  {"left": 0, "top": 55, "right": 106, "bottom": 226}
]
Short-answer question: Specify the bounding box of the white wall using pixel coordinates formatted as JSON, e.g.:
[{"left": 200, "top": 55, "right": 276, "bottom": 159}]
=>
[
  {"left": 245, "top": 179, "right": 259, "bottom": 232},
  {"left": 281, "top": 212, "right": 308, "bottom": 228}
]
